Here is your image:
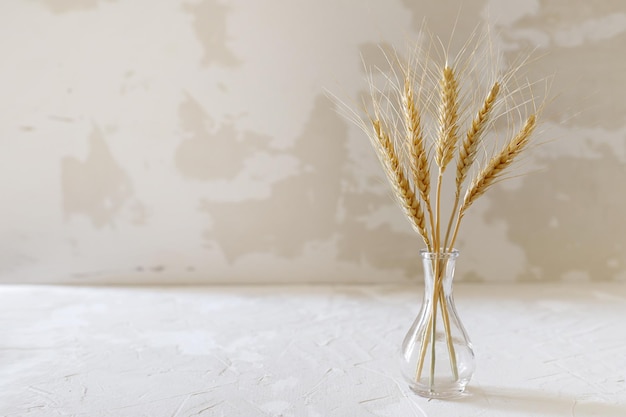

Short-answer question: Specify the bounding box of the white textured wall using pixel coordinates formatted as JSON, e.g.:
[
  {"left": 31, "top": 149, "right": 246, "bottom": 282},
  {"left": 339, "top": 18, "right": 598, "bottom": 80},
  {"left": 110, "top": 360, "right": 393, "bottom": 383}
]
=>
[{"left": 0, "top": 0, "right": 624, "bottom": 284}]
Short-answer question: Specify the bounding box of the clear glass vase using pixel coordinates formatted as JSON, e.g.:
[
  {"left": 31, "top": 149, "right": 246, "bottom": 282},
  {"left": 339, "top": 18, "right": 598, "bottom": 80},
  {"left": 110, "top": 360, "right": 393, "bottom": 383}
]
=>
[{"left": 401, "top": 249, "right": 475, "bottom": 398}]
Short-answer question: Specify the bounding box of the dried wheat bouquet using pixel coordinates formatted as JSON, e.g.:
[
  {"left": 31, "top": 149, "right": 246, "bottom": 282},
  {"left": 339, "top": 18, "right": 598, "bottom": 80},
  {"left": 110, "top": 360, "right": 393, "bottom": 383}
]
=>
[
  {"left": 335, "top": 27, "right": 548, "bottom": 394},
  {"left": 340, "top": 29, "right": 547, "bottom": 257}
]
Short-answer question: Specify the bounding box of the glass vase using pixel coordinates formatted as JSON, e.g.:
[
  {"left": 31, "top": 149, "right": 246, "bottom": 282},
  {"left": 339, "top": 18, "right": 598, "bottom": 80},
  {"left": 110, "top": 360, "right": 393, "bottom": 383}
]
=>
[{"left": 401, "top": 249, "right": 475, "bottom": 398}]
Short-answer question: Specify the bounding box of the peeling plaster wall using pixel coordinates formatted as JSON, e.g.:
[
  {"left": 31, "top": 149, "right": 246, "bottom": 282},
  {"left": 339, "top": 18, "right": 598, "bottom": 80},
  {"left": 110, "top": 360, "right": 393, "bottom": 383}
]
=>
[{"left": 0, "top": 0, "right": 624, "bottom": 284}]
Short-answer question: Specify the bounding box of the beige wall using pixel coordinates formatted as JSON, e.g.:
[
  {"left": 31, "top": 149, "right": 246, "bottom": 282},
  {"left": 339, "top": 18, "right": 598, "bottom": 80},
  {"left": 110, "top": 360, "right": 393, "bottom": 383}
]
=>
[{"left": 0, "top": 0, "right": 624, "bottom": 284}]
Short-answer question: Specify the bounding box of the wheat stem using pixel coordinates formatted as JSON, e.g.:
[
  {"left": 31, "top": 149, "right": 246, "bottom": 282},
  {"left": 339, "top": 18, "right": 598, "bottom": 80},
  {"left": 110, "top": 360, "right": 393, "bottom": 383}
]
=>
[
  {"left": 429, "top": 64, "right": 460, "bottom": 388},
  {"left": 434, "top": 63, "right": 458, "bottom": 254},
  {"left": 439, "top": 282, "right": 458, "bottom": 379},
  {"left": 429, "top": 270, "right": 439, "bottom": 389},
  {"left": 415, "top": 306, "right": 432, "bottom": 381}
]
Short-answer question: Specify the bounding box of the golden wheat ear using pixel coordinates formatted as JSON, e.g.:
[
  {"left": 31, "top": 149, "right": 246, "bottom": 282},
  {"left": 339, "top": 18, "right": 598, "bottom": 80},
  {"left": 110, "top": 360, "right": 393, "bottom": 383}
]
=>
[
  {"left": 456, "top": 82, "right": 500, "bottom": 192},
  {"left": 441, "top": 81, "right": 500, "bottom": 250},
  {"left": 372, "top": 120, "right": 432, "bottom": 250},
  {"left": 403, "top": 75, "right": 431, "bottom": 203},
  {"left": 435, "top": 66, "right": 460, "bottom": 172},
  {"left": 461, "top": 114, "right": 537, "bottom": 215},
  {"left": 403, "top": 73, "right": 435, "bottom": 243}
]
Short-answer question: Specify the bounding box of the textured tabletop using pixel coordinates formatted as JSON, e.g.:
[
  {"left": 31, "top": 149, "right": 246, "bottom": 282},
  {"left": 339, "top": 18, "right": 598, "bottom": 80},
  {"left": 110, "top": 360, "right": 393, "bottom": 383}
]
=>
[{"left": 1, "top": 284, "right": 625, "bottom": 417}]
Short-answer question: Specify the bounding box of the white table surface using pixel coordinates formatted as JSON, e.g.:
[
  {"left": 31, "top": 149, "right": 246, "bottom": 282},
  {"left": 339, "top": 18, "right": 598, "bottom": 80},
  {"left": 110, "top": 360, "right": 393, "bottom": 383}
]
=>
[{"left": 1, "top": 284, "right": 625, "bottom": 417}]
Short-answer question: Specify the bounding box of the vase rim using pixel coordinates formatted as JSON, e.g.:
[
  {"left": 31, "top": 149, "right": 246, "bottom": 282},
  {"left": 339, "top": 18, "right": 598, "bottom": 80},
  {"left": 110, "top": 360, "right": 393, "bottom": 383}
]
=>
[{"left": 419, "top": 249, "right": 459, "bottom": 259}]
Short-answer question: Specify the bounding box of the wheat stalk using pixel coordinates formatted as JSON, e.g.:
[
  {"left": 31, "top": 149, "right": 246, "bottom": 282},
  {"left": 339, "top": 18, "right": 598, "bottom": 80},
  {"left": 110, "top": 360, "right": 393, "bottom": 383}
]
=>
[
  {"left": 434, "top": 66, "right": 460, "bottom": 251},
  {"left": 430, "top": 65, "right": 461, "bottom": 384}
]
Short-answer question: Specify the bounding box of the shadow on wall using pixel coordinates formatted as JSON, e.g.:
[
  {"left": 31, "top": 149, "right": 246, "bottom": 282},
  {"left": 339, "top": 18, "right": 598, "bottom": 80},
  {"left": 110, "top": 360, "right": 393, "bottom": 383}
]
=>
[
  {"left": 174, "top": 93, "right": 626, "bottom": 283},
  {"left": 61, "top": 128, "right": 133, "bottom": 228},
  {"left": 39, "top": 0, "right": 117, "bottom": 14},
  {"left": 487, "top": 144, "right": 626, "bottom": 282},
  {"left": 41, "top": 0, "right": 243, "bottom": 68},
  {"left": 505, "top": 1, "right": 626, "bottom": 131},
  {"left": 33, "top": 0, "right": 626, "bottom": 283},
  {"left": 176, "top": 94, "right": 424, "bottom": 279}
]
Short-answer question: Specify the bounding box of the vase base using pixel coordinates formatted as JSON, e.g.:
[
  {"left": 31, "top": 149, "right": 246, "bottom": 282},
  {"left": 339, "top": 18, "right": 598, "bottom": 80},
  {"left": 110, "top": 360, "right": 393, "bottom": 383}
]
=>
[{"left": 409, "top": 380, "right": 469, "bottom": 399}]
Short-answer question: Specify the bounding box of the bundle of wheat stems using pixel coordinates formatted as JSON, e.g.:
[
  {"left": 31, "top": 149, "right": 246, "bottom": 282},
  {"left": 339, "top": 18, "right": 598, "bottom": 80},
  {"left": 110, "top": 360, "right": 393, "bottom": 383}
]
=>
[{"left": 336, "top": 31, "right": 545, "bottom": 386}]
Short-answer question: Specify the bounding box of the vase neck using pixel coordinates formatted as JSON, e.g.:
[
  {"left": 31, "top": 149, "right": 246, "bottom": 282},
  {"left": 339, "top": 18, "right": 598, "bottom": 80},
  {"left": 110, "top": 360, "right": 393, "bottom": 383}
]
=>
[{"left": 421, "top": 251, "right": 458, "bottom": 295}]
